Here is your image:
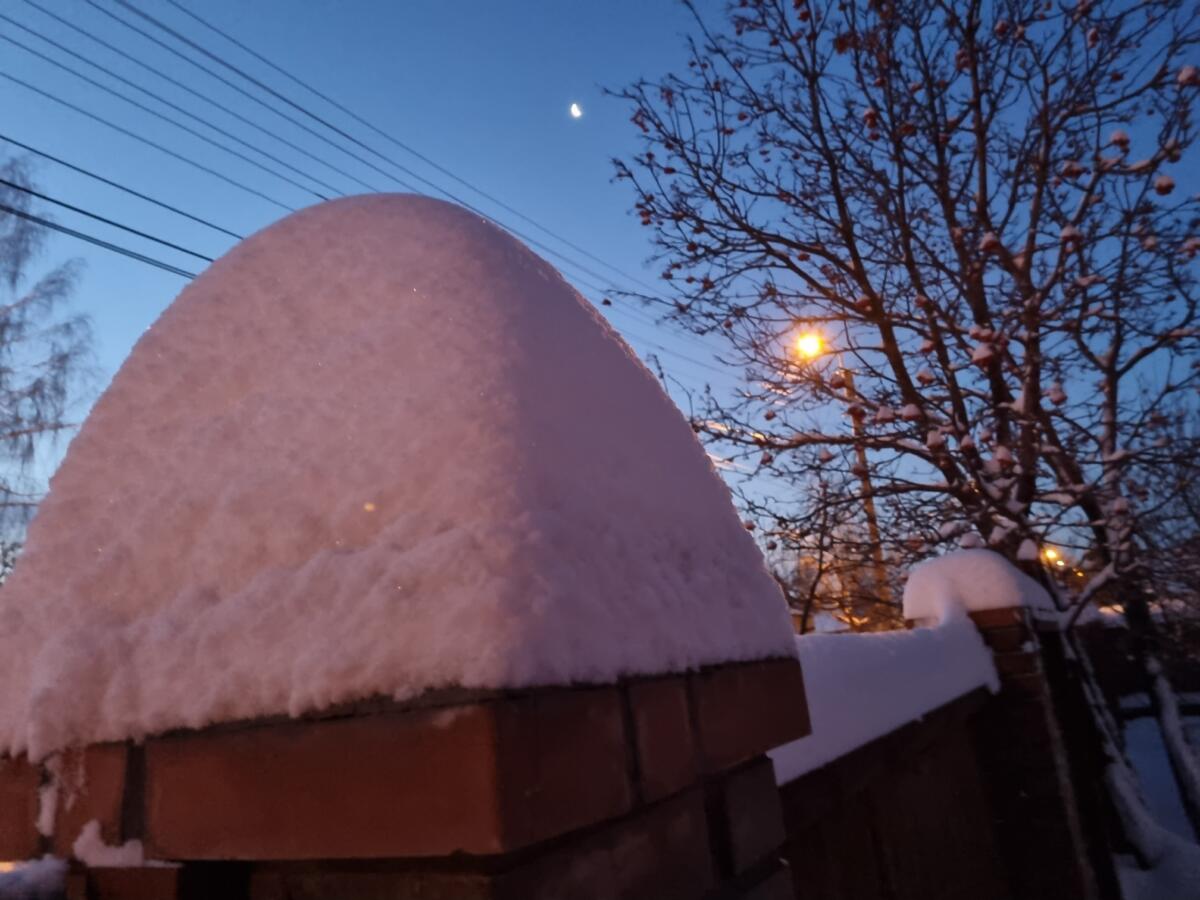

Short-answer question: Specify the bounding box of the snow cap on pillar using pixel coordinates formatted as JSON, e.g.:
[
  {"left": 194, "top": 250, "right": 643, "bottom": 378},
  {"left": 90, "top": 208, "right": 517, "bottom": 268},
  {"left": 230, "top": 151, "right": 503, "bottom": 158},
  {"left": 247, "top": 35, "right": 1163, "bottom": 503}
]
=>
[
  {"left": 902, "top": 548, "right": 1054, "bottom": 625},
  {"left": 0, "top": 194, "right": 794, "bottom": 759}
]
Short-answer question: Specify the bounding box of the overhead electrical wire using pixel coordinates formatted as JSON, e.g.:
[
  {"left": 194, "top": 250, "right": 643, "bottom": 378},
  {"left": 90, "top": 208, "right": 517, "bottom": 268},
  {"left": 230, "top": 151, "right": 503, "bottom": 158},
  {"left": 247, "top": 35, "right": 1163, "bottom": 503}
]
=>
[
  {"left": 162, "top": 0, "right": 666, "bottom": 297},
  {"left": 0, "top": 133, "right": 244, "bottom": 239},
  {"left": 0, "top": 202, "right": 197, "bottom": 278},
  {"left": 0, "top": 30, "right": 331, "bottom": 201},
  {"left": 0, "top": 73, "right": 295, "bottom": 211},
  {"left": 93, "top": 2, "right": 689, "bottom": 324},
  {"left": 81, "top": 0, "right": 414, "bottom": 193},
  {"left": 17, "top": 0, "right": 384, "bottom": 198},
  {"left": 106, "top": 0, "right": 683, "bottom": 318},
  {"left": 2, "top": 1, "right": 727, "bottom": 379},
  {"left": 0, "top": 14, "right": 343, "bottom": 199},
  {"left": 0, "top": 176, "right": 214, "bottom": 261}
]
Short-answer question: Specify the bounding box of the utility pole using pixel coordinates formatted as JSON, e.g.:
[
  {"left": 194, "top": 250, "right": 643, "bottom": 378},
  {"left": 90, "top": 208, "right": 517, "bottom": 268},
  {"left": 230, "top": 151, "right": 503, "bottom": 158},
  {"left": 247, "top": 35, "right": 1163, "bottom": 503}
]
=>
[
  {"left": 842, "top": 366, "right": 891, "bottom": 605},
  {"left": 794, "top": 331, "right": 892, "bottom": 608}
]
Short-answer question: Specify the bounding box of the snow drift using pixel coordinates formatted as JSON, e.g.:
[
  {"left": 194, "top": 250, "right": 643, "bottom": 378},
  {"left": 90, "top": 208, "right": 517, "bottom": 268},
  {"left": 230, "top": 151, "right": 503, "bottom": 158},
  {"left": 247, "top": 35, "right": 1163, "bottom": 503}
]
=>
[{"left": 0, "top": 194, "right": 794, "bottom": 759}]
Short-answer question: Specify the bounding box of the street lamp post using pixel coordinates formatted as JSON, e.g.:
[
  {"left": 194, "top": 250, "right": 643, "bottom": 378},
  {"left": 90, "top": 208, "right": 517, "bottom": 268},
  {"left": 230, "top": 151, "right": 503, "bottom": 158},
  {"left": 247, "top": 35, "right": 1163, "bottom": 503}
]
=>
[{"left": 795, "top": 332, "right": 892, "bottom": 607}]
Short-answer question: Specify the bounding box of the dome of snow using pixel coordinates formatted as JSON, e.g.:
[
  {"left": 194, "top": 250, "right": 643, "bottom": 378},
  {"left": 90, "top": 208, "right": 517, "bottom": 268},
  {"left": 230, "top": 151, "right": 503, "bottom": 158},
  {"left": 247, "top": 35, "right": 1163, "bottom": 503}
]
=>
[
  {"left": 0, "top": 194, "right": 794, "bottom": 758},
  {"left": 902, "top": 549, "right": 1054, "bottom": 624}
]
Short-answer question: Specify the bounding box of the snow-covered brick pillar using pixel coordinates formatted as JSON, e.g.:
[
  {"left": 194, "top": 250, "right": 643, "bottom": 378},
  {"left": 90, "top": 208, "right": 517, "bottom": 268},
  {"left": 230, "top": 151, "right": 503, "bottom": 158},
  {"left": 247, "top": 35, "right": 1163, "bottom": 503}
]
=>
[
  {"left": 904, "top": 550, "right": 1102, "bottom": 900},
  {"left": 0, "top": 196, "right": 808, "bottom": 899}
]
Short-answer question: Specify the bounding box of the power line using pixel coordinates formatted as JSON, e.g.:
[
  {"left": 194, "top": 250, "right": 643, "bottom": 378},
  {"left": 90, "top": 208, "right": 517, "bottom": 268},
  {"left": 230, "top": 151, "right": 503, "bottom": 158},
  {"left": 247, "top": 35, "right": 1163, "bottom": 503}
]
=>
[
  {"left": 0, "top": 73, "right": 295, "bottom": 212},
  {"left": 81, "top": 0, "right": 411, "bottom": 193},
  {"left": 109, "top": 0, "right": 670, "bottom": 305},
  {"left": 0, "top": 133, "right": 243, "bottom": 240},
  {"left": 18, "top": 0, "right": 384, "bottom": 198},
  {"left": 0, "top": 202, "right": 196, "bottom": 278},
  {"left": 161, "top": 0, "right": 666, "bottom": 297},
  {"left": 102, "top": 0, "right": 720, "bottom": 371},
  {"left": 0, "top": 12, "right": 342, "bottom": 199},
  {"left": 10, "top": 2, "right": 723, "bottom": 379},
  {"left": 0, "top": 30, "right": 330, "bottom": 202},
  {"left": 0, "top": 177, "right": 213, "bottom": 262}
]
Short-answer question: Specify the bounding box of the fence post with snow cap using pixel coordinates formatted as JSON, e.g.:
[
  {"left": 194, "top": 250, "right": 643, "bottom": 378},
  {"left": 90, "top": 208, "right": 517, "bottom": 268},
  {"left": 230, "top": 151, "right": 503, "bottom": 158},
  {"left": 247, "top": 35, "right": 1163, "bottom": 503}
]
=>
[
  {"left": 905, "top": 550, "right": 1114, "bottom": 900},
  {"left": 0, "top": 195, "right": 810, "bottom": 899}
]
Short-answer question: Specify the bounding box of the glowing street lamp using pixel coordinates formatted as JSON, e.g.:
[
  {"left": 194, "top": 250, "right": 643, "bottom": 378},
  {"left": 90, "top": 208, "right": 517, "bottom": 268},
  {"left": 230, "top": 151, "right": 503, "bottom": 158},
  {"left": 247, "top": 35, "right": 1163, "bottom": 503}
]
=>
[{"left": 795, "top": 331, "right": 824, "bottom": 359}]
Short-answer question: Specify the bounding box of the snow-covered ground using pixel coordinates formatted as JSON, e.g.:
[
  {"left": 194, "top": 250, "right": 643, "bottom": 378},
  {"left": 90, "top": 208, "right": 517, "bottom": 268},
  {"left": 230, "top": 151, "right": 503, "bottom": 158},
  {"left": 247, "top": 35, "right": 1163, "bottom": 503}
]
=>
[
  {"left": 0, "top": 195, "right": 795, "bottom": 760},
  {"left": 1124, "top": 713, "right": 1198, "bottom": 843}
]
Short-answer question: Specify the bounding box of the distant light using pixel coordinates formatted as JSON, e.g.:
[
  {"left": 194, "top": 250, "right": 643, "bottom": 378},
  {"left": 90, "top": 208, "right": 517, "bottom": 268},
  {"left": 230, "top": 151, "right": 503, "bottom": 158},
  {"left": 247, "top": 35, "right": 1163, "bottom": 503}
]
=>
[
  {"left": 569, "top": 102, "right": 583, "bottom": 119},
  {"left": 363, "top": 502, "right": 376, "bottom": 512},
  {"left": 795, "top": 332, "right": 824, "bottom": 359},
  {"left": 1043, "top": 547, "right": 1060, "bottom": 561},
  {"left": 1055, "top": 559, "right": 1066, "bottom": 567}
]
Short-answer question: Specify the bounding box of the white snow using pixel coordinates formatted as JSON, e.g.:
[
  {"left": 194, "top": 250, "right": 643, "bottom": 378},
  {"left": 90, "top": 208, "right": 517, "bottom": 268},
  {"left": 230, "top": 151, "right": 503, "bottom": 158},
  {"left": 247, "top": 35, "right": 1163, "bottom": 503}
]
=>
[
  {"left": 34, "top": 782, "right": 55, "bottom": 839},
  {"left": 769, "top": 608, "right": 997, "bottom": 783},
  {"left": 71, "top": 820, "right": 144, "bottom": 868},
  {"left": 0, "top": 195, "right": 794, "bottom": 759},
  {"left": 1147, "top": 659, "right": 1200, "bottom": 831},
  {"left": 971, "top": 343, "right": 996, "bottom": 365},
  {"left": 1123, "top": 714, "right": 1197, "bottom": 842},
  {"left": 902, "top": 548, "right": 1054, "bottom": 623},
  {"left": 1108, "top": 757, "right": 1200, "bottom": 900},
  {"left": 0, "top": 858, "right": 66, "bottom": 900}
]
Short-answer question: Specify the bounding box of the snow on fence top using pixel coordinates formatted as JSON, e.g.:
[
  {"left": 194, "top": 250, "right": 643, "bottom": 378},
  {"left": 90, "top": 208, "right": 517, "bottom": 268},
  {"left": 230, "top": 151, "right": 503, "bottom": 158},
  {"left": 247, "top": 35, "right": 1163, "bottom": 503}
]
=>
[
  {"left": 902, "top": 548, "right": 1054, "bottom": 624},
  {"left": 771, "top": 550, "right": 1047, "bottom": 783},
  {"left": 0, "top": 195, "right": 794, "bottom": 759},
  {"left": 769, "top": 612, "right": 998, "bottom": 784}
]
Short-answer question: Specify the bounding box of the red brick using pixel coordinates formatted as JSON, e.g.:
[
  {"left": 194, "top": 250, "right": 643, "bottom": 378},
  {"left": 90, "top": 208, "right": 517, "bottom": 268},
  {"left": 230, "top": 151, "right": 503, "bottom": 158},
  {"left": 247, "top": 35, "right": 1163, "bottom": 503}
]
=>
[
  {"left": 493, "top": 688, "right": 632, "bottom": 850},
  {"left": 998, "top": 671, "right": 1049, "bottom": 698},
  {"left": 78, "top": 866, "right": 181, "bottom": 900},
  {"left": 740, "top": 863, "right": 795, "bottom": 900},
  {"left": 715, "top": 758, "right": 786, "bottom": 874},
  {"left": 497, "top": 788, "right": 714, "bottom": 900},
  {"left": 51, "top": 743, "right": 132, "bottom": 858},
  {"left": 628, "top": 678, "right": 697, "bottom": 802},
  {"left": 247, "top": 868, "right": 494, "bottom": 900},
  {"left": 977, "top": 624, "right": 1032, "bottom": 654},
  {"left": 145, "top": 703, "right": 503, "bottom": 860},
  {"left": 994, "top": 651, "right": 1041, "bottom": 679},
  {"left": 968, "top": 607, "right": 1030, "bottom": 631},
  {"left": 0, "top": 754, "right": 40, "bottom": 860},
  {"left": 692, "top": 659, "right": 810, "bottom": 772},
  {"left": 145, "top": 688, "right": 632, "bottom": 860}
]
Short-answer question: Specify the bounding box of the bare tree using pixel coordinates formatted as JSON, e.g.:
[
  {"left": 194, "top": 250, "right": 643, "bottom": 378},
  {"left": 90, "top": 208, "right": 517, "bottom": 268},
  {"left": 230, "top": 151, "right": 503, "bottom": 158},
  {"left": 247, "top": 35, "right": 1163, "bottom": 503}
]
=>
[
  {"left": 0, "top": 156, "right": 90, "bottom": 535},
  {"left": 615, "top": 0, "right": 1200, "bottom": 830}
]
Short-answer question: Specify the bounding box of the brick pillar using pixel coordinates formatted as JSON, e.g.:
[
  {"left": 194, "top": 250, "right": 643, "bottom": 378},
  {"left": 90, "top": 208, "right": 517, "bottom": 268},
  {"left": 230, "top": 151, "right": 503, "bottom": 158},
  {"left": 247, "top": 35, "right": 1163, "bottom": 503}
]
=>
[
  {"left": 0, "top": 658, "right": 809, "bottom": 900},
  {"left": 966, "top": 607, "right": 1102, "bottom": 900}
]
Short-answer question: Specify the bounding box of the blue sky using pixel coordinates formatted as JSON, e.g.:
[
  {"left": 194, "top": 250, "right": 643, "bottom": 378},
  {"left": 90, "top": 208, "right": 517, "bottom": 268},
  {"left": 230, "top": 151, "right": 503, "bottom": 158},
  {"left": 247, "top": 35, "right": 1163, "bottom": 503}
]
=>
[{"left": 2, "top": 0, "right": 738, "bottom": 484}]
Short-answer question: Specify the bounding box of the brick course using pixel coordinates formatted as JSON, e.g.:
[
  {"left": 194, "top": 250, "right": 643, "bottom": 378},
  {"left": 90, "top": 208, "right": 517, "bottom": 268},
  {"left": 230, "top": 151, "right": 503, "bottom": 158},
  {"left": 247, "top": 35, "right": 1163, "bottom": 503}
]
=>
[{"left": 0, "top": 754, "right": 40, "bottom": 860}]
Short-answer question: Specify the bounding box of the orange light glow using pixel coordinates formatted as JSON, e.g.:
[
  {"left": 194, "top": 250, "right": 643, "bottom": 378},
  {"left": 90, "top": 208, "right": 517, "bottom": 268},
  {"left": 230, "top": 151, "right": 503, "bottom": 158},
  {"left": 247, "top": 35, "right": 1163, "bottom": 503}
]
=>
[{"left": 795, "top": 332, "right": 824, "bottom": 358}]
